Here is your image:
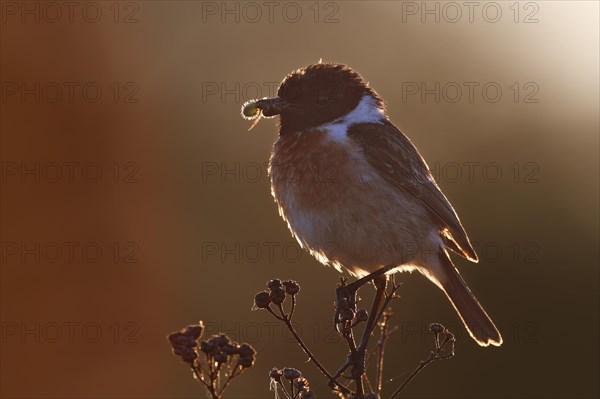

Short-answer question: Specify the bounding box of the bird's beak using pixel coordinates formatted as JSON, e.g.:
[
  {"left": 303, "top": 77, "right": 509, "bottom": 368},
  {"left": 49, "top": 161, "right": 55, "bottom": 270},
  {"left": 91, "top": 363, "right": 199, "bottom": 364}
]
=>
[{"left": 242, "top": 97, "right": 286, "bottom": 119}]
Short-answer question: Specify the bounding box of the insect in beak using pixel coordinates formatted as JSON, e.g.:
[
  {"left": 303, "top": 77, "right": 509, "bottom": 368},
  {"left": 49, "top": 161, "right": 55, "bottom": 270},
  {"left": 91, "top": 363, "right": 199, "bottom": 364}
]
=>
[{"left": 241, "top": 97, "right": 286, "bottom": 131}]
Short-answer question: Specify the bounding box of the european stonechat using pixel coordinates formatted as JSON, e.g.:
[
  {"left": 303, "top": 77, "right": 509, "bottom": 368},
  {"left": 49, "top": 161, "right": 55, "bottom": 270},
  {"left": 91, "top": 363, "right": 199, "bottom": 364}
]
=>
[{"left": 242, "top": 63, "right": 502, "bottom": 347}]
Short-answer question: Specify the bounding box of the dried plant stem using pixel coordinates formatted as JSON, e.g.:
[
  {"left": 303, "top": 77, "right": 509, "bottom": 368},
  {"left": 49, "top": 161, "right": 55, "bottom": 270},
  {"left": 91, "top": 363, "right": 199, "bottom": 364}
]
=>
[
  {"left": 354, "top": 360, "right": 364, "bottom": 397},
  {"left": 218, "top": 363, "right": 242, "bottom": 396},
  {"left": 268, "top": 303, "right": 352, "bottom": 397},
  {"left": 289, "top": 295, "right": 297, "bottom": 319},
  {"left": 249, "top": 277, "right": 456, "bottom": 399},
  {"left": 284, "top": 315, "right": 350, "bottom": 395},
  {"left": 389, "top": 332, "right": 455, "bottom": 399},
  {"left": 186, "top": 346, "right": 249, "bottom": 399},
  {"left": 363, "top": 372, "right": 375, "bottom": 394},
  {"left": 333, "top": 313, "right": 365, "bottom": 397},
  {"left": 375, "top": 312, "right": 395, "bottom": 396},
  {"left": 193, "top": 366, "right": 219, "bottom": 399},
  {"left": 350, "top": 333, "right": 365, "bottom": 397},
  {"left": 328, "top": 277, "right": 402, "bottom": 399},
  {"left": 192, "top": 367, "right": 209, "bottom": 389},
  {"left": 279, "top": 380, "right": 292, "bottom": 399},
  {"left": 388, "top": 356, "right": 434, "bottom": 398}
]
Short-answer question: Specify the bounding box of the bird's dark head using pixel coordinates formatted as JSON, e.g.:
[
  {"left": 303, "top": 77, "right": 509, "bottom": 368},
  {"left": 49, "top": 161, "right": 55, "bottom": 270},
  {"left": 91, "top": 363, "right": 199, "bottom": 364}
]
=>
[{"left": 242, "top": 63, "right": 383, "bottom": 135}]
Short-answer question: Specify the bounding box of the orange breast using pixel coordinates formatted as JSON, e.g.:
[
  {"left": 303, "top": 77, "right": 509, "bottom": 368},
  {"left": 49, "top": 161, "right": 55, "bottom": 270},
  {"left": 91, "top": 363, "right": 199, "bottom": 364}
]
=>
[
  {"left": 269, "top": 129, "right": 435, "bottom": 277},
  {"left": 269, "top": 130, "right": 354, "bottom": 208}
]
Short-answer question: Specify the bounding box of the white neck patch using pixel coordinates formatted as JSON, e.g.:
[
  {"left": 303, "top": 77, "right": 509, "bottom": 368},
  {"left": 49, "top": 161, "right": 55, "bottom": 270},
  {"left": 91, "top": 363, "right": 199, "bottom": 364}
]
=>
[{"left": 321, "top": 95, "right": 386, "bottom": 142}]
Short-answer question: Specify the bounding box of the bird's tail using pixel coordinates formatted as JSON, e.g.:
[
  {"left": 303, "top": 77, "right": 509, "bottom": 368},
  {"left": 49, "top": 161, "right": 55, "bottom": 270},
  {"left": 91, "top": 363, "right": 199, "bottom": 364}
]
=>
[{"left": 432, "top": 252, "right": 502, "bottom": 347}]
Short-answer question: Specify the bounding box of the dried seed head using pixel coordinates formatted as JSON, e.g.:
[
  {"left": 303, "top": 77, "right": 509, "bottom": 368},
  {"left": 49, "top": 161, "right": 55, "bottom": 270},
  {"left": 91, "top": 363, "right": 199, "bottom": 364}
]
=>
[
  {"left": 208, "top": 336, "right": 222, "bottom": 348},
  {"left": 168, "top": 332, "right": 197, "bottom": 348},
  {"left": 172, "top": 345, "right": 198, "bottom": 363},
  {"left": 270, "top": 287, "right": 286, "bottom": 305},
  {"left": 214, "top": 351, "right": 228, "bottom": 364},
  {"left": 222, "top": 343, "right": 240, "bottom": 355},
  {"left": 183, "top": 323, "right": 204, "bottom": 339},
  {"left": 254, "top": 291, "right": 272, "bottom": 309},
  {"left": 429, "top": 323, "right": 444, "bottom": 334},
  {"left": 167, "top": 332, "right": 181, "bottom": 345},
  {"left": 267, "top": 279, "right": 283, "bottom": 290},
  {"left": 283, "top": 367, "right": 302, "bottom": 380},
  {"left": 199, "top": 341, "right": 209, "bottom": 353},
  {"left": 355, "top": 309, "right": 368, "bottom": 322},
  {"left": 340, "top": 308, "right": 354, "bottom": 322},
  {"left": 283, "top": 280, "right": 300, "bottom": 295},
  {"left": 294, "top": 377, "right": 309, "bottom": 390},
  {"left": 215, "top": 334, "right": 231, "bottom": 348},
  {"left": 167, "top": 322, "right": 204, "bottom": 353},
  {"left": 239, "top": 355, "right": 255, "bottom": 368},
  {"left": 269, "top": 368, "right": 283, "bottom": 380},
  {"left": 239, "top": 343, "right": 256, "bottom": 358},
  {"left": 336, "top": 297, "right": 349, "bottom": 310},
  {"left": 200, "top": 340, "right": 218, "bottom": 354},
  {"left": 299, "top": 389, "right": 315, "bottom": 399}
]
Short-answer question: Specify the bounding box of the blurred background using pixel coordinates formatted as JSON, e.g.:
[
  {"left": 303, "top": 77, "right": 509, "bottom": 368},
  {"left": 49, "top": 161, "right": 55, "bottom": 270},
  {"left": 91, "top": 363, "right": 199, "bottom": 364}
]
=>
[{"left": 1, "top": 1, "right": 598, "bottom": 398}]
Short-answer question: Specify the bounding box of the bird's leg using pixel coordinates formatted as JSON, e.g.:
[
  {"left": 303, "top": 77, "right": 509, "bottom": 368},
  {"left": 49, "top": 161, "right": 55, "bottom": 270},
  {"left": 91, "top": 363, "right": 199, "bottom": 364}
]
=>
[
  {"left": 359, "top": 276, "right": 387, "bottom": 349},
  {"left": 330, "top": 265, "right": 395, "bottom": 396},
  {"left": 352, "top": 275, "right": 387, "bottom": 378},
  {"left": 334, "top": 265, "right": 394, "bottom": 332}
]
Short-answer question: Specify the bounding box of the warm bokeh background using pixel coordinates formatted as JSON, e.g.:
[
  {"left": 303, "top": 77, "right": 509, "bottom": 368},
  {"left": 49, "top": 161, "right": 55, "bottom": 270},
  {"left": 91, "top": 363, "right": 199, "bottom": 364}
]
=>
[{"left": 1, "top": 1, "right": 598, "bottom": 398}]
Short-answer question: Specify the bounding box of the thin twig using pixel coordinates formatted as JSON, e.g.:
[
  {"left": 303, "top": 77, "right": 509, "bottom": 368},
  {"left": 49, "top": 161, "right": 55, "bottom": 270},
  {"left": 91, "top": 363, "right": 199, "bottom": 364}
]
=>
[
  {"left": 192, "top": 366, "right": 212, "bottom": 389},
  {"left": 266, "top": 306, "right": 285, "bottom": 321},
  {"left": 278, "top": 380, "right": 292, "bottom": 399},
  {"left": 289, "top": 295, "right": 297, "bottom": 320},
  {"left": 375, "top": 311, "right": 393, "bottom": 395},
  {"left": 356, "top": 370, "right": 364, "bottom": 397},
  {"left": 338, "top": 320, "right": 362, "bottom": 396},
  {"left": 218, "top": 363, "right": 242, "bottom": 395},
  {"left": 335, "top": 276, "right": 401, "bottom": 398},
  {"left": 276, "top": 304, "right": 352, "bottom": 396},
  {"left": 363, "top": 372, "right": 375, "bottom": 394},
  {"left": 389, "top": 331, "right": 455, "bottom": 399}
]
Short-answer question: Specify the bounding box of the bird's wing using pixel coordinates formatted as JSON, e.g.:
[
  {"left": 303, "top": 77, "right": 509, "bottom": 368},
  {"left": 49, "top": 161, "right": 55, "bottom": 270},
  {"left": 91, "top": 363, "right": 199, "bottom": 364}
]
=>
[{"left": 348, "top": 120, "right": 479, "bottom": 262}]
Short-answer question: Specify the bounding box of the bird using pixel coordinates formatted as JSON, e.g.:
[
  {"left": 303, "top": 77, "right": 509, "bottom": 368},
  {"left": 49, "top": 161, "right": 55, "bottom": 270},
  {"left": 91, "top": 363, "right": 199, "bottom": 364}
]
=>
[{"left": 242, "top": 63, "right": 502, "bottom": 347}]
